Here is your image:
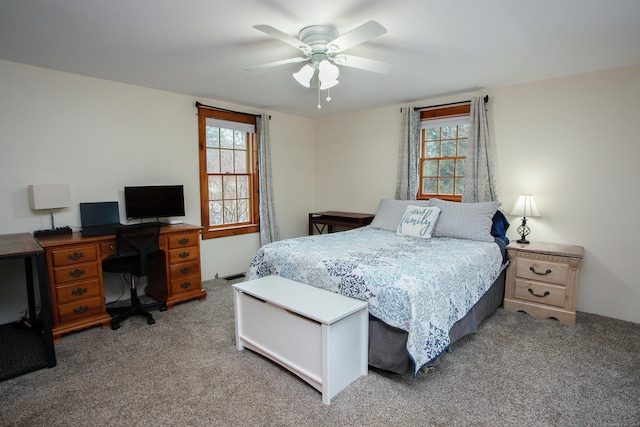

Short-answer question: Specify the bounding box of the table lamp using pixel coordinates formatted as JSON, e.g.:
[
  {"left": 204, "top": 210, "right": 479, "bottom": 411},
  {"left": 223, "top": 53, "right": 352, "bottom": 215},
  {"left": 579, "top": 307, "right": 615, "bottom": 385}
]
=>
[
  {"left": 509, "top": 194, "right": 541, "bottom": 244},
  {"left": 29, "top": 184, "right": 72, "bottom": 236}
]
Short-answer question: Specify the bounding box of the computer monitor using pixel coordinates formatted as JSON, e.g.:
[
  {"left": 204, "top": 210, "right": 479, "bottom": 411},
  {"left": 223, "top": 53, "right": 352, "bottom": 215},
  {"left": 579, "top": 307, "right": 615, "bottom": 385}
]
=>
[{"left": 124, "top": 185, "right": 185, "bottom": 220}]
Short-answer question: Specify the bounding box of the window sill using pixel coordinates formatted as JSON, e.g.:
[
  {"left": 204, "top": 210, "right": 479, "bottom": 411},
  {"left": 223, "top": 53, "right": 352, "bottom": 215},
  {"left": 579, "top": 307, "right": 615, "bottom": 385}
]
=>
[{"left": 201, "top": 224, "right": 260, "bottom": 240}]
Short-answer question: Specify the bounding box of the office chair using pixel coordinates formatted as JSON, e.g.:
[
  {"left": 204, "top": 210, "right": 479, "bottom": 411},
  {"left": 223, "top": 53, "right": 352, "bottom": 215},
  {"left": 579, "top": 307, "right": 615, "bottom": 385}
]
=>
[{"left": 102, "top": 223, "right": 166, "bottom": 330}]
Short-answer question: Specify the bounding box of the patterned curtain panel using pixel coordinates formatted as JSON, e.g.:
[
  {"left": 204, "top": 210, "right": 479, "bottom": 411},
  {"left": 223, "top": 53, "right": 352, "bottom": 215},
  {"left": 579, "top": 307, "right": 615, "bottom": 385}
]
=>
[
  {"left": 462, "top": 97, "right": 498, "bottom": 202},
  {"left": 395, "top": 107, "right": 420, "bottom": 200},
  {"left": 257, "top": 114, "right": 280, "bottom": 245}
]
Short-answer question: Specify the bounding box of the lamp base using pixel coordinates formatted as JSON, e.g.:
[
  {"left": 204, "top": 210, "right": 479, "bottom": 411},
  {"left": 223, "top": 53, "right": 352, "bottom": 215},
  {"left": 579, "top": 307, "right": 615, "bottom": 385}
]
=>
[{"left": 516, "top": 238, "right": 530, "bottom": 244}]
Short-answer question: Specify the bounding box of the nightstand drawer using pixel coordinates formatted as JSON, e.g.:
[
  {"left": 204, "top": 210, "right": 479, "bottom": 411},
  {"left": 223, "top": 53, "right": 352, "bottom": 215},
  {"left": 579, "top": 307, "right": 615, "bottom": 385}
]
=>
[
  {"left": 514, "top": 279, "right": 566, "bottom": 308},
  {"left": 515, "top": 258, "right": 568, "bottom": 285}
]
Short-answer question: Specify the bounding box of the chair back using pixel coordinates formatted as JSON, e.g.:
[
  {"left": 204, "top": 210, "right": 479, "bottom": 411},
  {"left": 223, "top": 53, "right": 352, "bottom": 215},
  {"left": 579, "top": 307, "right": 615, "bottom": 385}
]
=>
[{"left": 114, "top": 223, "right": 162, "bottom": 276}]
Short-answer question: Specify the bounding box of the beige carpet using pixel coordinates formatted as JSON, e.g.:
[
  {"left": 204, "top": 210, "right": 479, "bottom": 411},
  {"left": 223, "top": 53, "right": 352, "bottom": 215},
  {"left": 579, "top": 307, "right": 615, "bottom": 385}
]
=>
[{"left": 0, "top": 278, "right": 638, "bottom": 426}]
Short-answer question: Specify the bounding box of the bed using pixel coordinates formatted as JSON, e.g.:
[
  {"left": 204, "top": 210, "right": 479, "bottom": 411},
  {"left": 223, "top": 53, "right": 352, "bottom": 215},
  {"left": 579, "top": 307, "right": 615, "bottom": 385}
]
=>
[{"left": 245, "top": 198, "right": 510, "bottom": 375}]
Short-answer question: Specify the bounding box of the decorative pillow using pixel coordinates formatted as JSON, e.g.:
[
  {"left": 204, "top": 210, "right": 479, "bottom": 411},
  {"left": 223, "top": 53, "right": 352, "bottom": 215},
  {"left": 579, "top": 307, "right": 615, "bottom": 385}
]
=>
[
  {"left": 396, "top": 205, "right": 441, "bottom": 239},
  {"left": 369, "top": 199, "right": 431, "bottom": 232},
  {"left": 430, "top": 198, "right": 501, "bottom": 242}
]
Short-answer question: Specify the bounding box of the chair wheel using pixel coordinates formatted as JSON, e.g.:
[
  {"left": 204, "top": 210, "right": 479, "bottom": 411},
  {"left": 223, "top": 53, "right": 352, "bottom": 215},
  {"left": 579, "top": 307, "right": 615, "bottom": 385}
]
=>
[
  {"left": 111, "top": 323, "right": 120, "bottom": 330},
  {"left": 147, "top": 317, "right": 155, "bottom": 325},
  {"left": 159, "top": 305, "right": 167, "bottom": 312}
]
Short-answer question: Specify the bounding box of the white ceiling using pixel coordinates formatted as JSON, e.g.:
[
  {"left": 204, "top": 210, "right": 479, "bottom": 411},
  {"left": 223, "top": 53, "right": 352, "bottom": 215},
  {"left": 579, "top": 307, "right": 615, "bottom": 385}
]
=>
[{"left": 1, "top": 0, "right": 640, "bottom": 118}]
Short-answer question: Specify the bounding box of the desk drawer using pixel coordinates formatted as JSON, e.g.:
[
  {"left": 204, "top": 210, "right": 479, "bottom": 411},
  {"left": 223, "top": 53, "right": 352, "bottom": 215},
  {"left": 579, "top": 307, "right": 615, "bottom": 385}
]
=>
[
  {"left": 57, "top": 296, "right": 104, "bottom": 324},
  {"left": 53, "top": 262, "right": 99, "bottom": 284},
  {"left": 170, "top": 275, "right": 202, "bottom": 295},
  {"left": 515, "top": 258, "right": 568, "bottom": 285},
  {"left": 170, "top": 259, "right": 200, "bottom": 278},
  {"left": 169, "top": 247, "right": 199, "bottom": 264},
  {"left": 100, "top": 241, "right": 117, "bottom": 258},
  {"left": 514, "top": 279, "right": 567, "bottom": 308},
  {"left": 56, "top": 279, "right": 102, "bottom": 305},
  {"left": 51, "top": 245, "right": 98, "bottom": 267},
  {"left": 168, "top": 233, "right": 197, "bottom": 249}
]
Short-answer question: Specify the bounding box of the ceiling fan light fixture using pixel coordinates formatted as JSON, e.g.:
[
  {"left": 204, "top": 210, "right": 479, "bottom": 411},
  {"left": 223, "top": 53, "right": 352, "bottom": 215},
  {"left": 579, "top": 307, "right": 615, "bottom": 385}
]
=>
[
  {"left": 318, "top": 59, "right": 339, "bottom": 90},
  {"left": 293, "top": 64, "right": 314, "bottom": 88}
]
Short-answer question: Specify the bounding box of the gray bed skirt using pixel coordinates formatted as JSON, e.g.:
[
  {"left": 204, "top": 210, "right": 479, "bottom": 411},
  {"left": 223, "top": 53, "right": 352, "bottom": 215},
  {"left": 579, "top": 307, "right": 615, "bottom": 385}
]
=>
[{"left": 367, "top": 269, "right": 507, "bottom": 374}]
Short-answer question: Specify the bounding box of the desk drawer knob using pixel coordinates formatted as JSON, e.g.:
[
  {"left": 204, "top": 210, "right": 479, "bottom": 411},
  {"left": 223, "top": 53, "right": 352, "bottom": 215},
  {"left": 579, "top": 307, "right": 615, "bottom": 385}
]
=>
[
  {"left": 73, "top": 305, "right": 89, "bottom": 315},
  {"left": 179, "top": 251, "right": 190, "bottom": 259},
  {"left": 528, "top": 288, "right": 551, "bottom": 298},
  {"left": 178, "top": 238, "right": 190, "bottom": 245},
  {"left": 180, "top": 281, "right": 192, "bottom": 289},
  {"left": 179, "top": 266, "right": 191, "bottom": 274},
  {"left": 71, "top": 287, "right": 88, "bottom": 296},
  {"left": 69, "top": 269, "right": 86, "bottom": 278},
  {"left": 68, "top": 252, "right": 85, "bottom": 261},
  {"left": 529, "top": 266, "right": 552, "bottom": 276}
]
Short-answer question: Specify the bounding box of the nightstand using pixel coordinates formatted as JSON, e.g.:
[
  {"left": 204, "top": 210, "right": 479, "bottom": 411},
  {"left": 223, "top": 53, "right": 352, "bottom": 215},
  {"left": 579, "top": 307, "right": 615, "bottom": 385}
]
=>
[{"left": 504, "top": 241, "right": 583, "bottom": 325}]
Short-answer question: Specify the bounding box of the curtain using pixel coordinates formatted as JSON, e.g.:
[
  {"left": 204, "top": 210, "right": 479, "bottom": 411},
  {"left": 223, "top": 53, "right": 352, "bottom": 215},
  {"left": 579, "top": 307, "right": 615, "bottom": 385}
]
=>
[
  {"left": 462, "top": 97, "right": 498, "bottom": 202},
  {"left": 257, "top": 114, "right": 280, "bottom": 245},
  {"left": 395, "top": 107, "right": 420, "bottom": 200}
]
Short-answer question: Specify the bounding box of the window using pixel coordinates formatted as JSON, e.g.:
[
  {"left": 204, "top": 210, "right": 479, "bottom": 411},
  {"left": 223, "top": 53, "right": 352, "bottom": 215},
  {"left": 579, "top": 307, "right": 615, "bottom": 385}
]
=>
[
  {"left": 197, "top": 107, "right": 259, "bottom": 239},
  {"left": 418, "top": 104, "right": 470, "bottom": 202}
]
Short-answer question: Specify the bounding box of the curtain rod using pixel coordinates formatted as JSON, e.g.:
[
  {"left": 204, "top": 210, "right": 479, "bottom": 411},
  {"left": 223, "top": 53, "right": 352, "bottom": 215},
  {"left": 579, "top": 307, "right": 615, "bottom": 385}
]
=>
[
  {"left": 195, "top": 101, "right": 270, "bottom": 120},
  {"left": 413, "top": 95, "right": 489, "bottom": 111}
]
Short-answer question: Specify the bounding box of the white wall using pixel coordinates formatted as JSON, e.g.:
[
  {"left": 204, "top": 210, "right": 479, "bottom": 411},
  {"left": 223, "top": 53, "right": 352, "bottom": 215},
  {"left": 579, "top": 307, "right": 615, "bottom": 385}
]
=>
[
  {"left": 314, "top": 64, "right": 640, "bottom": 324},
  {"left": 0, "top": 60, "right": 315, "bottom": 323}
]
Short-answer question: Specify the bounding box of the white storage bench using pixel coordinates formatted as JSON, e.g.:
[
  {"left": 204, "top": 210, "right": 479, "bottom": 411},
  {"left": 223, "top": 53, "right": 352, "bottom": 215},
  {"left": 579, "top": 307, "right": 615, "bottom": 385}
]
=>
[{"left": 233, "top": 275, "right": 368, "bottom": 404}]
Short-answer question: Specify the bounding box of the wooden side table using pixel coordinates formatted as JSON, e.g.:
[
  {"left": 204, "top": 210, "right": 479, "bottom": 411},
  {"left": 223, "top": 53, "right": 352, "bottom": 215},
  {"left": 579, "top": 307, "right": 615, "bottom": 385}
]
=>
[
  {"left": 504, "top": 241, "right": 583, "bottom": 325},
  {"left": 308, "top": 211, "right": 374, "bottom": 235}
]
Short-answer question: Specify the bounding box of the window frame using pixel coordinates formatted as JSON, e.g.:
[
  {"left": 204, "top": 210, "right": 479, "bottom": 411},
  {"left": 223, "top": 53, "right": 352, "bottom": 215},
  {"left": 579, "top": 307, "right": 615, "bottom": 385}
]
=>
[
  {"left": 417, "top": 104, "right": 470, "bottom": 202},
  {"left": 197, "top": 107, "right": 260, "bottom": 239}
]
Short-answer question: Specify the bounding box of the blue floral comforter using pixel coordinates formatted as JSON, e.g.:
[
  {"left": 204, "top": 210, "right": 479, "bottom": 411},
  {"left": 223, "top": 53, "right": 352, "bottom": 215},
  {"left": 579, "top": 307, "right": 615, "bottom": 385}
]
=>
[{"left": 246, "top": 227, "right": 505, "bottom": 374}]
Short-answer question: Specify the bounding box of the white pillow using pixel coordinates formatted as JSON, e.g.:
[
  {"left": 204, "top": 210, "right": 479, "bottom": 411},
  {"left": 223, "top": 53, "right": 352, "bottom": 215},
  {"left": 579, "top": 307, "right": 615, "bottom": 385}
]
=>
[
  {"left": 370, "top": 199, "right": 431, "bottom": 231},
  {"left": 396, "top": 205, "right": 441, "bottom": 239},
  {"left": 430, "top": 198, "right": 501, "bottom": 242}
]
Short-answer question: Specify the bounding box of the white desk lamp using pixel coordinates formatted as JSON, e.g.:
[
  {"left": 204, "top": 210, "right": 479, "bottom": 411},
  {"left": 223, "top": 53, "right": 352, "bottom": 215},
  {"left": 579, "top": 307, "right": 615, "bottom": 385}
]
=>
[{"left": 29, "top": 184, "right": 71, "bottom": 235}]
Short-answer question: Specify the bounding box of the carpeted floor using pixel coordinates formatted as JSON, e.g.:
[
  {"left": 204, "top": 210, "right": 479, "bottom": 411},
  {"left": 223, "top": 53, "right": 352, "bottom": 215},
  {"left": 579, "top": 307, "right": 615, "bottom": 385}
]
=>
[{"left": 0, "top": 278, "right": 638, "bottom": 426}]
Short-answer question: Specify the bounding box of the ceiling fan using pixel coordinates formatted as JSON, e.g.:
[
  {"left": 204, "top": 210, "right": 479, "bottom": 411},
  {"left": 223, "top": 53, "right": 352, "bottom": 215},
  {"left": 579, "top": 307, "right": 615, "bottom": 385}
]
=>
[{"left": 246, "top": 20, "right": 393, "bottom": 108}]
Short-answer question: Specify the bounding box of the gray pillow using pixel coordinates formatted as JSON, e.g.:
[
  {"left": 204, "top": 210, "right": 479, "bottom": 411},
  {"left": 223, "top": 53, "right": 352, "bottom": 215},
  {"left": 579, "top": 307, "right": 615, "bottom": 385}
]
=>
[
  {"left": 370, "top": 199, "right": 431, "bottom": 231},
  {"left": 430, "top": 198, "right": 501, "bottom": 242}
]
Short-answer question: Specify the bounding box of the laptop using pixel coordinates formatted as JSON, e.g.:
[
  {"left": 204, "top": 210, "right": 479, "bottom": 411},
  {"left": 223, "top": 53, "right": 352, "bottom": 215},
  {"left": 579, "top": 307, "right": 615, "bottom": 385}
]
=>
[{"left": 80, "top": 201, "right": 122, "bottom": 237}]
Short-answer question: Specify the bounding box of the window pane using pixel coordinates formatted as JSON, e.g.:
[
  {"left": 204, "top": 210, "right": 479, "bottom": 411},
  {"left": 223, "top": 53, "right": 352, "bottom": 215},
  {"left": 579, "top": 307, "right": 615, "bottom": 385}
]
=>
[
  {"left": 455, "top": 159, "right": 465, "bottom": 176},
  {"left": 223, "top": 200, "right": 237, "bottom": 224},
  {"left": 237, "top": 175, "right": 249, "bottom": 198},
  {"left": 422, "top": 159, "right": 438, "bottom": 177},
  {"left": 442, "top": 140, "right": 456, "bottom": 157},
  {"left": 440, "top": 159, "right": 455, "bottom": 177},
  {"left": 423, "top": 178, "right": 437, "bottom": 194},
  {"left": 223, "top": 176, "right": 237, "bottom": 199},
  {"left": 458, "top": 138, "right": 468, "bottom": 156},
  {"left": 206, "top": 148, "right": 220, "bottom": 173},
  {"left": 425, "top": 141, "right": 440, "bottom": 158},
  {"left": 206, "top": 127, "right": 219, "bottom": 148},
  {"left": 442, "top": 125, "right": 457, "bottom": 139},
  {"left": 220, "top": 149, "right": 234, "bottom": 173},
  {"left": 209, "top": 201, "right": 222, "bottom": 225},
  {"left": 458, "top": 124, "right": 469, "bottom": 138},
  {"left": 234, "top": 150, "right": 247, "bottom": 173},
  {"left": 426, "top": 128, "right": 440, "bottom": 141},
  {"left": 220, "top": 128, "right": 233, "bottom": 148},
  {"left": 455, "top": 178, "right": 465, "bottom": 195},
  {"left": 208, "top": 176, "right": 222, "bottom": 200},
  {"left": 439, "top": 178, "right": 454, "bottom": 194},
  {"left": 238, "top": 199, "right": 249, "bottom": 222},
  {"left": 234, "top": 131, "right": 247, "bottom": 149}
]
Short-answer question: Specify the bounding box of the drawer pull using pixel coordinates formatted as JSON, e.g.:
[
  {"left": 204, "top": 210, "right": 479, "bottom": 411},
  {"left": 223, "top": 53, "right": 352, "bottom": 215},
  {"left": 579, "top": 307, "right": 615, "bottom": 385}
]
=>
[
  {"left": 73, "top": 305, "right": 89, "bottom": 315},
  {"left": 179, "top": 251, "right": 190, "bottom": 259},
  {"left": 178, "top": 238, "right": 190, "bottom": 245},
  {"left": 529, "top": 266, "right": 552, "bottom": 276},
  {"left": 67, "top": 252, "right": 85, "bottom": 261},
  {"left": 528, "top": 288, "right": 550, "bottom": 298},
  {"left": 180, "top": 281, "right": 192, "bottom": 289},
  {"left": 69, "top": 269, "right": 86, "bottom": 278},
  {"left": 71, "top": 287, "right": 88, "bottom": 296},
  {"left": 179, "top": 266, "right": 191, "bottom": 274}
]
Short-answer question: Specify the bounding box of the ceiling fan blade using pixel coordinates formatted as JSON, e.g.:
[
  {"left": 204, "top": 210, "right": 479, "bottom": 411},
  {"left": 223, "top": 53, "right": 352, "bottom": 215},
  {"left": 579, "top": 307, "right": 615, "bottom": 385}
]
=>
[
  {"left": 244, "top": 57, "right": 309, "bottom": 71},
  {"left": 328, "top": 20, "right": 387, "bottom": 53},
  {"left": 333, "top": 54, "right": 394, "bottom": 74},
  {"left": 253, "top": 25, "right": 311, "bottom": 54}
]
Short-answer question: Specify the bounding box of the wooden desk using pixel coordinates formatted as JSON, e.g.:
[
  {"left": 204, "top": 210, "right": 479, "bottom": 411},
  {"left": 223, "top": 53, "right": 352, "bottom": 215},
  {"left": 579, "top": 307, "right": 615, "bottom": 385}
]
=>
[
  {"left": 36, "top": 223, "right": 206, "bottom": 342},
  {"left": 0, "top": 233, "right": 56, "bottom": 381},
  {"left": 308, "top": 211, "right": 375, "bottom": 235}
]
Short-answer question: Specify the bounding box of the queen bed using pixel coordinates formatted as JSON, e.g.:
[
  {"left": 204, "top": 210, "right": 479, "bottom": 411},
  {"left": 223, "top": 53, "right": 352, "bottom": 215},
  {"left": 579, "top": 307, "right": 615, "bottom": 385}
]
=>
[{"left": 245, "top": 198, "right": 510, "bottom": 375}]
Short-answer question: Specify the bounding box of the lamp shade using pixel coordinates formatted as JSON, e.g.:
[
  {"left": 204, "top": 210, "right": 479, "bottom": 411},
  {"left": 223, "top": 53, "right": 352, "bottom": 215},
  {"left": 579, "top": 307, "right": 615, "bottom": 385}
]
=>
[
  {"left": 29, "top": 184, "right": 71, "bottom": 210},
  {"left": 509, "top": 194, "right": 541, "bottom": 218},
  {"left": 318, "top": 60, "right": 339, "bottom": 90},
  {"left": 293, "top": 64, "right": 315, "bottom": 88}
]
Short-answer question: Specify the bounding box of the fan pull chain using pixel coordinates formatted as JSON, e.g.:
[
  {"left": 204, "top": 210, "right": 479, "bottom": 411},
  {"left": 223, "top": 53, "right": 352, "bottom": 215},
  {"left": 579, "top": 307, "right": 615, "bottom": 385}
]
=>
[
  {"left": 317, "top": 85, "right": 322, "bottom": 109},
  {"left": 326, "top": 88, "right": 332, "bottom": 102}
]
